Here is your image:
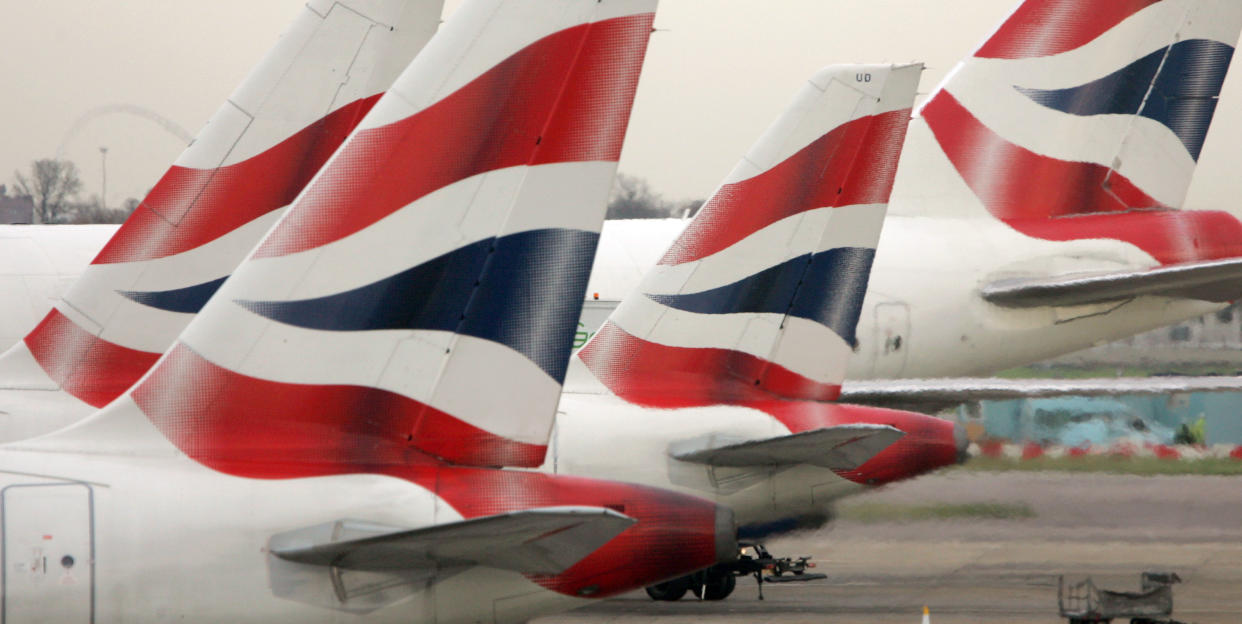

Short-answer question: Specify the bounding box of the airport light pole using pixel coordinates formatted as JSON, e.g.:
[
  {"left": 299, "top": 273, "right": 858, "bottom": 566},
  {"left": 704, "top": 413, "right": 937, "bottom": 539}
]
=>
[{"left": 100, "top": 146, "right": 108, "bottom": 211}]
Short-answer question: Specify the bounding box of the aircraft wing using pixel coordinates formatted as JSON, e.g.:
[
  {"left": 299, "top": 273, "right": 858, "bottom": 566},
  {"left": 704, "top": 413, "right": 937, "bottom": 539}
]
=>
[
  {"left": 271, "top": 507, "right": 635, "bottom": 575},
  {"left": 670, "top": 424, "right": 903, "bottom": 469},
  {"left": 981, "top": 258, "right": 1242, "bottom": 308},
  {"left": 840, "top": 377, "right": 1242, "bottom": 413}
]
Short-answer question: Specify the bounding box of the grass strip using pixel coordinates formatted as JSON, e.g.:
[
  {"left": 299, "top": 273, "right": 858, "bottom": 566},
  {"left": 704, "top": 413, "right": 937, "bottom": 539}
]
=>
[
  {"left": 838, "top": 502, "right": 1036, "bottom": 523},
  {"left": 957, "top": 455, "right": 1242, "bottom": 476}
]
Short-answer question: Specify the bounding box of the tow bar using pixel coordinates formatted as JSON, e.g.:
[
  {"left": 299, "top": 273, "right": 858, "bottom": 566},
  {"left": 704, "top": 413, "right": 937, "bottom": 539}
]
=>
[
  {"left": 738, "top": 543, "right": 828, "bottom": 600},
  {"left": 644, "top": 542, "right": 827, "bottom": 602}
]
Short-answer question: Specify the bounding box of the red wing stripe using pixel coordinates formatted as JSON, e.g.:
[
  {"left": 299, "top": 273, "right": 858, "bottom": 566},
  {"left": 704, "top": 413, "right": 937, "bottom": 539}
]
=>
[
  {"left": 752, "top": 400, "right": 959, "bottom": 486},
  {"left": 428, "top": 468, "right": 720, "bottom": 599},
  {"left": 975, "top": 0, "right": 1162, "bottom": 60},
  {"left": 659, "top": 109, "right": 910, "bottom": 266},
  {"left": 131, "top": 344, "right": 546, "bottom": 476},
  {"left": 254, "top": 14, "right": 655, "bottom": 259},
  {"left": 579, "top": 321, "right": 841, "bottom": 407},
  {"left": 24, "top": 310, "right": 161, "bottom": 408},
  {"left": 92, "top": 94, "right": 382, "bottom": 265}
]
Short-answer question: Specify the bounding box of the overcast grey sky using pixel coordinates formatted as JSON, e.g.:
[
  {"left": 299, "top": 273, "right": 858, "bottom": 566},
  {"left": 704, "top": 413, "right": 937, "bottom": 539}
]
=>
[{"left": 2, "top": 1, "right": 1240, "bottom": 210}]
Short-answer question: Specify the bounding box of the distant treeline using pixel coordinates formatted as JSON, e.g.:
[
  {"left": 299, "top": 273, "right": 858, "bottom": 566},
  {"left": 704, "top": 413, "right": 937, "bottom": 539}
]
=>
[{"left": 607, "top": 173, "right": 703, "bottom": 220}]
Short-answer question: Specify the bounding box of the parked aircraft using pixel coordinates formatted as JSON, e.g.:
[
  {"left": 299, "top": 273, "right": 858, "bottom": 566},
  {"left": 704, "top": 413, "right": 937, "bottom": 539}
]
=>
[
  {"left": 549, "top": 62, "right": 967, "bottom": 600},
  {"left": 7, "top": 1, "right": 1242, "bottom": 425},
  {"left": 577, "top": 0, "right": 1242, "bottom": 403},
  {"left": 0, "top": 0, "right": 445, "bottom": 438},
  {"left": 0, "top": 1, "right": 740, "bottom": 622}
]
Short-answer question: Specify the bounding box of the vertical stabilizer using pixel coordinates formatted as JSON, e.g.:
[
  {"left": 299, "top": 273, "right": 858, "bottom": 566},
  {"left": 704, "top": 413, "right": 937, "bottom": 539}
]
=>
[
  {"left": 898, "top": 0, "right": 1242, "bottom": 265},
  {"left": 118, "top": 0, "right": 658, "bottom": 472},
  {"left": 580, "top": 64, "right": 922, "bottom": 407},
  {"left": 0, "top": 0, "right": 443, "bottom": 432}
]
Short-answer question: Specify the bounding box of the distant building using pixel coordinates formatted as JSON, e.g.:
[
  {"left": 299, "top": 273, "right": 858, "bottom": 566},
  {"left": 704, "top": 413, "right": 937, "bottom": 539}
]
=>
[{"left": 0, "top": 185, "right": 34, "bottom": 224}]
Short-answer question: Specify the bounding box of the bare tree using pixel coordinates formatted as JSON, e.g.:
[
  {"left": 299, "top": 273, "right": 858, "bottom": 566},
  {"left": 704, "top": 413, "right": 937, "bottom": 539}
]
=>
[
  {"left": 607, "top": 173, "right": 675, "bottom": 220},
  {"left": 13, "top": 159, "right": 83, "bottom": 223},
  {"left": 67, "top": 195, "right": 138, "bottom": 224}
]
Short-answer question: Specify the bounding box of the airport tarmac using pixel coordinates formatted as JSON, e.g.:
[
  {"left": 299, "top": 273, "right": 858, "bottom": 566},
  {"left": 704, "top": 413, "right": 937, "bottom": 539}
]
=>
[{"left": 534, "top": 471, "right": 1242, "bottom": 624}]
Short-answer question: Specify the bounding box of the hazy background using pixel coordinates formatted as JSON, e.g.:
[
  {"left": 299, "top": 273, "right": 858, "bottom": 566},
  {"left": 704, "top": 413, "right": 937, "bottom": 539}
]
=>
[{"left": 2, "top": 0, "right": 1239, "bottom": 210}]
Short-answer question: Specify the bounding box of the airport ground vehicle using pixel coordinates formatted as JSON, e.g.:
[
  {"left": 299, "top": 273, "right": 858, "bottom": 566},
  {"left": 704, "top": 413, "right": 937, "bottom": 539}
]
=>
[
  {"left": 1058, "top": 572, "right": 1185, "bottom": 624},
  {"left": 645, "top": 544, "right": 824, "bottom": 602},
  {"left": 0, "top": 2, "right": 756, "bottom": 622}
]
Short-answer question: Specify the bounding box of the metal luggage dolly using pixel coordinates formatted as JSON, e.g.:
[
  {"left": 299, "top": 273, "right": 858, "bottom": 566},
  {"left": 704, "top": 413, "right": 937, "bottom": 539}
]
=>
[{"left": 1058, "top": 571, "right": 1185, "bottom": 624}]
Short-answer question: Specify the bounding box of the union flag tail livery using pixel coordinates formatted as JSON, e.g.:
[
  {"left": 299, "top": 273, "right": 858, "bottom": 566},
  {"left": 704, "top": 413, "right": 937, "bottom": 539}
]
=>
[
  {"left": 0, "top": 2, "right": 742, "bottom": 621},
  {"left": 133, "top": 0, "right": 658, "bottom": 471},
  {"left": 907, "top": 0, "right": 1242, "bottom": 263},
  {"left": 550, "top": 65, "right": 966, "bottom": 553},
  {"left": 580, "top": 64, "right": 920, "bottom": 407},
  {"left": 0, "top": 0, "right": 443, "bottom": 438}
]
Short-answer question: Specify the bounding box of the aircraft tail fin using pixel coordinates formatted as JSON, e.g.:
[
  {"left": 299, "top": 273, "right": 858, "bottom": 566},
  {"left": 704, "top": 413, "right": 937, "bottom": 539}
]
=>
[
  {"left": 0, "top": 0, "right": 444, "bottom": 432},
  {"left": 900, "top": 0, "right": 1242, "bottom": 264},
  {"left": 116, "top": 0, "right": 658, "bottom": 472},
  {"left": 580, "top": 64, "right": 921, "bottom": 407}
]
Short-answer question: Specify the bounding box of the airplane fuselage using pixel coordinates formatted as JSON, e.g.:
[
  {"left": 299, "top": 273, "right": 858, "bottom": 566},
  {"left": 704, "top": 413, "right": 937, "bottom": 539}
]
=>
[
  {"left": 546, "top": 392, "right": 963, "bottom": 538},
  {"left": 582, "top": 215, "right": 1225, "bottom": 381},
  {"left": 854, "top": 214, "right": 1224, "bottom": 378},
  {"left": 0, "top": 399, "right": 737, "bottom": 624},
  {"left": 0, "top": 452, "right": 565, "bottom": 624},
  {"left": 1, "top": 216, "right": 1226, "bottom": 389}
]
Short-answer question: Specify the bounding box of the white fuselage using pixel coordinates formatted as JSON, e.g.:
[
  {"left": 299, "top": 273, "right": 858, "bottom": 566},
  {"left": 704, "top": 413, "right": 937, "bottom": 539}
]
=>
[
  {"left": 854, "top": 214, "right": 1223, "bottom": 378},
  {"left": 0, "top": 217, "right": 1222, "bottom": 382},
  {"left": 581, "top": 216, "right": 1223, "bottom": 380},
  {"left": 545, "top": 393, "right": 865, "bottom": 534},
  {"left": 0, "top": 225, "right": 116, "bottom": 351},
  {"left": 0, "top": 459, "right": 582, "bottom": 624},
  {"left": 0, "top": 402, "right": 590, "bottom": 624}
]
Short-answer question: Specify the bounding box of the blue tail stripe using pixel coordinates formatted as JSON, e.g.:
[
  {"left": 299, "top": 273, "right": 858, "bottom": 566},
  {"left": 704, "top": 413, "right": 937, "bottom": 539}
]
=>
[
  {"left": 1017, "top": 39, "right": 1234, "bottom": 160},
  {"left": 647, "top": 247, "right": 876, "bottom": 345},
  {"left": 236, "top": 228, "right": 599, "bottom": 382},
  {"left": 118, "top": 276, "right": 229, "bottom": 314}
]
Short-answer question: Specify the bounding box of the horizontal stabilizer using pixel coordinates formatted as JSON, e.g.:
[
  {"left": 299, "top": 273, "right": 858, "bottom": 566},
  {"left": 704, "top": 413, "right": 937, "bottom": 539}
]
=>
[
  {"left": 982, "top": 258, "right": 1242, "bottom": 308},
  {"left": 670, "top": 424, "right": 903, "bottom": 469},
  {"left": 842, "top": 377, "right": 1242, "bottom": 413},
  {"left": 271, "top": 506, "right": 635, "bottom": 575}
]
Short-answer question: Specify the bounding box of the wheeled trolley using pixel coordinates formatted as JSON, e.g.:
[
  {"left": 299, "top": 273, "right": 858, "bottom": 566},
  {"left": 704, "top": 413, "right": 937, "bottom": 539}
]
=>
[{"left": 1058, "top": 571, "right": 1184, "bottom": 624}]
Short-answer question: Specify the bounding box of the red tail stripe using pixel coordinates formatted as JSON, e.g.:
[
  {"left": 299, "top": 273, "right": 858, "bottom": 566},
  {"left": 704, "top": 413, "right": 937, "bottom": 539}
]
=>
[
  {"left": 924, "top": 91, "right": 1242, "bottom": 264},
  {"left": 660, "top": 109, "right": 910, "bottom": 266},
  {"left": 132, "top": 344, "right": 546, "bottom": 474},
  {"left": 92, "top": 95, "right": 382, "bottom": 265},
  {"left": 24, "top": 309, "right": 161, "bottom": 408},
  {"left": 255, "top": 14, "right": 655, "bottom": 259},
  {"left": 924, "top": 91, "right": 1164, "bottom": 219},
  {"left": 975, "top": 0, "right": 1161, "bottom": 60},
  {"left": 579, "top": 321, "right": 841, "bottom": 407},
  {"left": 1007, "top": 211, "right": 1242, "bottom": 265}
]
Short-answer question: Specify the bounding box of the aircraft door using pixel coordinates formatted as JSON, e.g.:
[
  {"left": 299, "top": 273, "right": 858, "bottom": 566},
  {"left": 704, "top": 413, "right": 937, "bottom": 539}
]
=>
[
  {"left": 871, "top": 302, "right": 910, "bottom": 377},
  {"left": 2, "top": 483, "right": 94, "bottom": 624}
]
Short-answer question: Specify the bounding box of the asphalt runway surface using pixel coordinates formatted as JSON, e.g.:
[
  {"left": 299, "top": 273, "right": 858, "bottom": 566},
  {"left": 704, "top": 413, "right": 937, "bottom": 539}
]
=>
[{"left": 534, "top": 471, "right": 1242, "bottom": 624}]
